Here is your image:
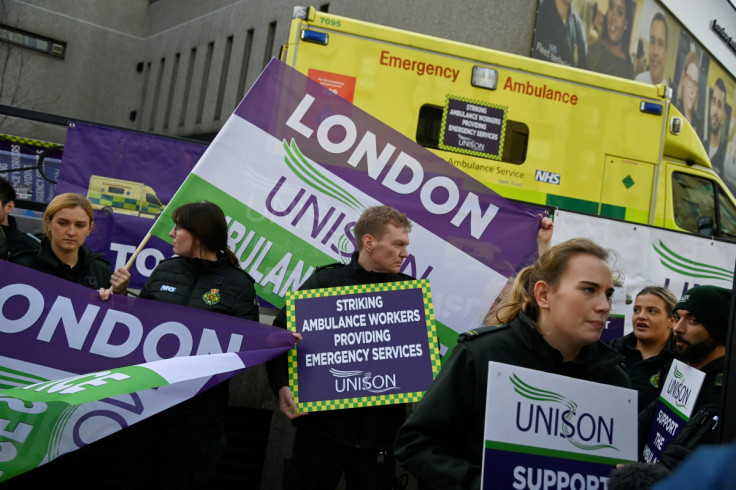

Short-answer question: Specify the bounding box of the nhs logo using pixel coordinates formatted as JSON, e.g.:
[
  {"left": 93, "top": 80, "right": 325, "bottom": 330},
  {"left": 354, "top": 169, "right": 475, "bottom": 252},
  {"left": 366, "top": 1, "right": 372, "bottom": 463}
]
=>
[
  {"left": 535, "top": 170, "right": 561, "bottom": 185},
  {"left": 160, "top": 285, "right": 177, "bottom": 293}
]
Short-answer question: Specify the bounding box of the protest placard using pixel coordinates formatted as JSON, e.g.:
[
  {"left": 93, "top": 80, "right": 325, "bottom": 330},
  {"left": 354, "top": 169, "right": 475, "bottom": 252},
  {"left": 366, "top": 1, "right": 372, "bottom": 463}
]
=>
[
  {"left": 286, "top": 279, "right": 440, "bottom": 412},
  {"left": 439, "top": 96, "right": 507, "bottom": 160},
  {"left": 482, "top": 362, "right": 637, "bottom": 489},
  {"left": 640, "top": 360, "right": 706, "bottom": 464}
]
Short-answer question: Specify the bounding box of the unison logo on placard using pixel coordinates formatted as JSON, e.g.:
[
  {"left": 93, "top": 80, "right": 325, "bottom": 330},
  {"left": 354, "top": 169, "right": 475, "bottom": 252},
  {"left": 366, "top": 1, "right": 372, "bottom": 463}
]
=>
[
  {"left": 330, "top": 367, "right": 401, "bottom": 394},
  {"left": 666, "top": 365, "right": 692, "bottom": 409},
  {"left": 457, "top": 134, "right": 486, "bottom": 152},
  {"left": 510, "top": 373, "right": 617, "bottom": 451}
]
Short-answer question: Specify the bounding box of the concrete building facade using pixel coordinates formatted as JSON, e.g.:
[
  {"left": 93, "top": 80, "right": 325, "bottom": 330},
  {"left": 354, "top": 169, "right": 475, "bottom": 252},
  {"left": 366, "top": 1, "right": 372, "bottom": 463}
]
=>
[{"left": 0, "top": 0, "right": 538, "bottom": 143}]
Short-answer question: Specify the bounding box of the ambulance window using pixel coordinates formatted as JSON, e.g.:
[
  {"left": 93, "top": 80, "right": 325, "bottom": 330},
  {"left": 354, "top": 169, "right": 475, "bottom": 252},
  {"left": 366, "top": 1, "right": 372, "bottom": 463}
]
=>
[
  {"left": 416, "top": 104, "right": 529, "bottom": 164},
  {"left": 671, "top": 172, "right": 716, "bottom": 235},
  {"left": 147, "top": 193, "right": 163, "bottom": 206},
  {"left": 416, "top": 105, "right": 443, "bottom": 148},
  {"left": 108, "top": 186, "right": 125, "bottom": 195},
  {"left": 502, "top": 121, "right": 528, "bottom": 164},
  {"left": 717, "top": 189, "right": 736, "bottom": 240}
]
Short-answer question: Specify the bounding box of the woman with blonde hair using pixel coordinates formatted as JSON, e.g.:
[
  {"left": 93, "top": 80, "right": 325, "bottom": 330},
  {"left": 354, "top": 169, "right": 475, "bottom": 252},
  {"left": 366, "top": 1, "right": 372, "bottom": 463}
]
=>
[
  {"left": 7, "top": 193, "right": 128, "bottom": 488},
  {"left": 395, "top": 238, "right": 631, "bottom": 489},
  {"left": 608, "top": 286, "right": 677, "bottom": 408},
  {"left": 13, "top": 192, "right": 129, "bottom": 296}
]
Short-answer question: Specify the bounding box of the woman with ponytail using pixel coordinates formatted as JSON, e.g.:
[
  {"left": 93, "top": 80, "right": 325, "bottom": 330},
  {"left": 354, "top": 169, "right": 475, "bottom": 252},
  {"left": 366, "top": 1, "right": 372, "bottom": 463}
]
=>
[
  {"left": 395, "top": 238, "right": 631, "bottom": 490},
  {"left": 130, "top": 201, "right": 258, "bottom": 488}
]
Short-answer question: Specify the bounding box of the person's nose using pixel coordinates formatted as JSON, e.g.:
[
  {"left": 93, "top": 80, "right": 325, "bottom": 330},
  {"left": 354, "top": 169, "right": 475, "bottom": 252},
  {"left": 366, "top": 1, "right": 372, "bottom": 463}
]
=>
[{"left": 596, "top": 294, "right": 611, "bottom": 314}]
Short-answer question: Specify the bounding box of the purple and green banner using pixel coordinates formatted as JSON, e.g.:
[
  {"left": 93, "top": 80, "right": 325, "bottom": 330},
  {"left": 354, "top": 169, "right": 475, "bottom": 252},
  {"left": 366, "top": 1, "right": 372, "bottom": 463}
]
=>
[
  {"left": 55, "top": 122, "right": 207, "bottom": 289},
  {"left": 0, "top": 260, "right": 295, "bottom": 481},
  {"left": 286, "top": 280, "right": 440, "bottom": 411},
  {"left": 150, "top": 59, "right": 541, "bottom": 351}
]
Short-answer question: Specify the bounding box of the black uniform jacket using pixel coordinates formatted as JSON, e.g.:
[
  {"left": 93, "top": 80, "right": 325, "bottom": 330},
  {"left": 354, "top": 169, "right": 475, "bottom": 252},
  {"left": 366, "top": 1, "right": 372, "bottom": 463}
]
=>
[
  {"left": 12, "top": 237, "right": 112, "bottom": 289},
  {"left": 1, "top": 215, "right": 40, "bottom": 259},
  {"left": 266, "top": 251, "right": 414, "bottom": 448},
  {"left": 608, "top": 332, "right": 675, "bottom": 409},
  {"left": 395, "top": 311, "right": 631, "bottom": 490},
  {"left": 139, "top": 255, "right": 258, "bottom": 321}
]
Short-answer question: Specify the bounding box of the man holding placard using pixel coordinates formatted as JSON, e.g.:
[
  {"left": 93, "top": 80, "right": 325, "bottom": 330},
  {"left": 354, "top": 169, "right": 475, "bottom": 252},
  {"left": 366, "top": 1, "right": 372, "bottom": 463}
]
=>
[
  {"left": 267, "top": 205, "right": 414, "bottom": 490},
  {"left": 639, "top": 285, "right": 730, "bottom": 469}
]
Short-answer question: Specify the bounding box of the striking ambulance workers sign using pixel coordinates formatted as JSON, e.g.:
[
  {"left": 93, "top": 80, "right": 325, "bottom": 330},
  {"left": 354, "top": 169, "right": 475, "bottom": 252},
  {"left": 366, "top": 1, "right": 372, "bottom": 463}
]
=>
[
  {"left": 641, "top": 360, "right": 706, "bottom": 464},
  {"left": 286, "top": 280, "right": 440, "bottom": 412},
  {"left": 482, "top": 363, "right": 637, "bottom": 489},
  {"left": 439, "top": 96, "right": 507, "bottom": 160}
]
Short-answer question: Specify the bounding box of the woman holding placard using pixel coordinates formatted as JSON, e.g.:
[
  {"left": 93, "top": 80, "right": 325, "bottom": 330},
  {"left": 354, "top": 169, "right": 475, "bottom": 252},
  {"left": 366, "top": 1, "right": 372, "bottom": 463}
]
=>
[{"left": 394, "top": 238, "right": 631, "bottom": 489}]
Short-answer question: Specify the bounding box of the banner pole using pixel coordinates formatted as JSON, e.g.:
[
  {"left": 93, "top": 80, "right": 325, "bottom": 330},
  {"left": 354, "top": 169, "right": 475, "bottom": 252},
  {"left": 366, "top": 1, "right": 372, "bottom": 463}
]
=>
[{"left": 124, "top": 232, "right": 153, "bottom": 271}]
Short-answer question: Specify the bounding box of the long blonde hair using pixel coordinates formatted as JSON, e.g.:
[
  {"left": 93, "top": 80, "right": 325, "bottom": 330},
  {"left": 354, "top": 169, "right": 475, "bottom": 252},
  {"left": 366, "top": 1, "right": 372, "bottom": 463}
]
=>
[{"left": 488, "top": 238, "right": 611, "bottom": 325}]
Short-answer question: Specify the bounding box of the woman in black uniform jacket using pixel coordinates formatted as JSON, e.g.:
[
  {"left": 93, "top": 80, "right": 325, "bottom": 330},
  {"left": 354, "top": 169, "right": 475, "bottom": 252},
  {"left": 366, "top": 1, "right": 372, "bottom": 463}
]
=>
[
  {"left": 395, "top": 238, "right": 631, "bottom": 490},
  {"left": 126, "top": 201, "right": 259, "bottom": 489},
  {"left": 13, "top": 192, "right": 129, "bottom": 295},
  {"left": 7, "top": 193, "right": 129, "bottom": 488}
]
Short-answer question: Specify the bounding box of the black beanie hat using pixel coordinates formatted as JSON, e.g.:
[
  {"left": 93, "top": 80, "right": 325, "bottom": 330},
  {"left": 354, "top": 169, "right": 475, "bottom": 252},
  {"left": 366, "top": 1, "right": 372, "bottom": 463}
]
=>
[{"left": 674, "top": 285, "right": 731, "bottom": 344}]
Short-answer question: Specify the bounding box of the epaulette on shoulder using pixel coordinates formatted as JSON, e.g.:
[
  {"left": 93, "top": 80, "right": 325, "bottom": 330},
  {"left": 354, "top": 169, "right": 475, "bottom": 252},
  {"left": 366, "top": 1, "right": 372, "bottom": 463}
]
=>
[
  {"left": 315, "top": 261, "right": 344, "bottom": 272},
  {"left": 458, "top": 324, "right": 508, "bottom": 342}
]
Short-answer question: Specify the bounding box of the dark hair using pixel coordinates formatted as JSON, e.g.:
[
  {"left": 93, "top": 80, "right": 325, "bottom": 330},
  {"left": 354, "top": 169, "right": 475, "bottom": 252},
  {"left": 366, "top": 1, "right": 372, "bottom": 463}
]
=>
[
  {"left": 353, "top": 205, "right": 411, "bottom": 251},
  {"left": 602, "top": 0, "right": 635, "bottom": 55},
  {"left": 651, "top": 12, "right": 668, "bottom": 46},
  {"left": 492, "top": 238, "right": 611, "bottom": 325},
  {"left": 172, "top": 201, "right": 237, "bottom": 265},
  {"left": 0, "top": 177, "right": 16, "bottom": 206},
  {"left": 714, "top": 77, "right": 727, "bottom": 98}
]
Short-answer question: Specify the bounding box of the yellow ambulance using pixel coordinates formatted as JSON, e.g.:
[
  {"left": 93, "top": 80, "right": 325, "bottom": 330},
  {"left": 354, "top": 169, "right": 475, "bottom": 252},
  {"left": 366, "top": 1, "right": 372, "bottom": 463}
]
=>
[
  {"left": 281, "top": 7, "right": 736, "bottom": 240},
  {"left": 87, "top": 175, "right": 165, "bottom": 218}
]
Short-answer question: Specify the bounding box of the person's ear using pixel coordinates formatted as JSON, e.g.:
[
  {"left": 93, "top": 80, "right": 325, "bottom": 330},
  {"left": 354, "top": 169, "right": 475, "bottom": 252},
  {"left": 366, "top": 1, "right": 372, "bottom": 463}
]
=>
[
  {"left": 362, "top": 234, "right": 374, "bottom": 253},
  {"left": 4, "top": 201, "right": 15, "bottom": 213},
  {"left": 534, "top": 281, "right": 551, "bottom": 310},
  {"left": 88, "top": 220, "right": 95, "bottom": 235}
]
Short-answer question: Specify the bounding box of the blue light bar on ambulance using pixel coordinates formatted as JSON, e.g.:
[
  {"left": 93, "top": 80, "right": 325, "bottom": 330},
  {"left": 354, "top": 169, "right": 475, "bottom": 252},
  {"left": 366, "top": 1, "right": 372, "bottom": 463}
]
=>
[
  {"left": 471, "top": 66, "right": 498, "bottom": 90},
  {"left": 301, "top": 29, "right": 328, "bottom": 45},
  {"left": 640, "top": 101, "right": 663, "bottom": 115}
]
